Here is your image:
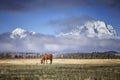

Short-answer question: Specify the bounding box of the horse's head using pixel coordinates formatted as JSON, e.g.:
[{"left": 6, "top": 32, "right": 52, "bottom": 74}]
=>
[{"left": 41, "top": 59, "right": 43, "bottom": 64}]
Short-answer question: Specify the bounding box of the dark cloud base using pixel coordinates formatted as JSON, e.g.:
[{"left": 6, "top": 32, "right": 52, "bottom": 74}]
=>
[{"left": 0, "top": 33, "right": 120, "bottom": 52}]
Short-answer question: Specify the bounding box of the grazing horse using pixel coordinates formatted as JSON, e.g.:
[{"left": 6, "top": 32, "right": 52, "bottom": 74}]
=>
[{"left": 41, "top": 54, "right": 53, "bottom": 64}]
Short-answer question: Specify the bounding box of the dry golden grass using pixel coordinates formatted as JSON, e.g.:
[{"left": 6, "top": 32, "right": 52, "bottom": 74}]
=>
[{"left": 0, "top": 59, "right": 120, "bottom": 65}]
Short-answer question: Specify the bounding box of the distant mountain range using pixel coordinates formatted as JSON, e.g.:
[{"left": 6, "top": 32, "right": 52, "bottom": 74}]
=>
[
  {"left": 0, "top": 20, "right": 117, "bottom": 41},
  {"left": 0, "top": 20, "right": 120, "bottom": 52},
  {"left": 57, "top": 20, "right": 117, "bottom": 39},
  {"left": 10, "top": 28, "right": 36, "bottom": 39}
]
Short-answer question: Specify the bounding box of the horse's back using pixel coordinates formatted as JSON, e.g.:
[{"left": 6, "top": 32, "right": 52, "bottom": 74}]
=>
[
  {"left": 47, "top": 54, "right": 53, "bottom": 59},
  {"left": 43, "top": 54, "right": 53, "bottom": 59}
]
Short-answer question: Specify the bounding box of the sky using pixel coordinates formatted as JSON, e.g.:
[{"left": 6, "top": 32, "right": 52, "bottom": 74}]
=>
[
  {"left": 0, "top": 0, "right": 120, "bottom": 52},
  {"left": 0, "top": 0, "right": 120, "bottom": 35}
]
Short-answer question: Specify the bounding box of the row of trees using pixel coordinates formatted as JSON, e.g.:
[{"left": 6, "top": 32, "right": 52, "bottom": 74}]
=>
[
  {"left": 0, "top": 52, "right": 120, "bottom": 59},
  {"left": 55, "top": 52, "right": 120, "bottom": 59},
  {"left": 0, "top": 52, "right": 42, "bottom": 59}
]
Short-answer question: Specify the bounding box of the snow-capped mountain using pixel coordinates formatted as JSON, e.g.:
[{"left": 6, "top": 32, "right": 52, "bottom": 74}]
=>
[
  {"left": 10, "top": 28, "right": 36, "bottom": 39},
  {"left": 57, "top": 20, "right": 117, "bottom": 39},
  {"left": 0, "top": 28, "right": 58, "bottom": 52},
  {"left": 6, "top": 20, "right": 118, "bottom": 40},
  {"left": 0, "top": 21, "right": 119, "bottom": 52}
]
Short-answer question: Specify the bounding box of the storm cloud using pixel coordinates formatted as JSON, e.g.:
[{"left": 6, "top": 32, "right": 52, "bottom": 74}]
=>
[
  {"left": 0, "top": 0, "right": 120, "bottom": 12},
  {"left": 49, "top": 15, "right": 95, "bottom": 33}
]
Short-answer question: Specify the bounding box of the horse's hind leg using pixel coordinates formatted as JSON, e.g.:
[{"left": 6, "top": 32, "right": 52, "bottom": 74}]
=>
[{"left": 50, "top": 59, "right": 52, "bottom": 64}]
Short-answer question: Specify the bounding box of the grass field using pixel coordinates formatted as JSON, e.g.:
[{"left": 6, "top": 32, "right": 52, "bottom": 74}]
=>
[{"left": 0, "top": 59, "right": 120, "bottom": 80}]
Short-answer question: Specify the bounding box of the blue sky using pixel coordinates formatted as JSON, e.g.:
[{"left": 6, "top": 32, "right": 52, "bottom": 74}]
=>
[{"left": 0, "top": 0, "right": 120, "bottom": 36}]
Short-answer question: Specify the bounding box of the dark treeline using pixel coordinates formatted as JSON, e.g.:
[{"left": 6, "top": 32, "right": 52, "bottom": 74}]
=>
[
  {"left": 55, "top": 52, "right": 120, "bottom": 59},
  {"left": 0, "top": 52, "right": 42, "bottom": 59},
  {"left": 0, "top": 52, "right": 120, "bottom": 59}
]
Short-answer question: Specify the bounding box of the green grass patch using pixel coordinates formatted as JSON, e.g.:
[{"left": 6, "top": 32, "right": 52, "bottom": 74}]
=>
[{"left": 0, "top": 64, "right": 120, "bottom": 80}]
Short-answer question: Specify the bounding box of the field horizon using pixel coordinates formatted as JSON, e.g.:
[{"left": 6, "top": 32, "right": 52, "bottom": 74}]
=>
[{"left": 0, "top": 59, "right": 120, "bottom": 65}]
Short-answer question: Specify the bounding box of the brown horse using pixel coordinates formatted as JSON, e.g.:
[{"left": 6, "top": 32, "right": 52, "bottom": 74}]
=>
[{"left": 41, "top": 54, "right": 53, "bottom": 64}]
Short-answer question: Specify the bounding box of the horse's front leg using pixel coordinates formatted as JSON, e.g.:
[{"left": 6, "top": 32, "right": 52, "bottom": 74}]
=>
[
  {"left": 43, "top": 60, "right": 45, "bottom": 64},
  {"left": 46, "top": 59, "right": 48, "bottom": 64}
]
